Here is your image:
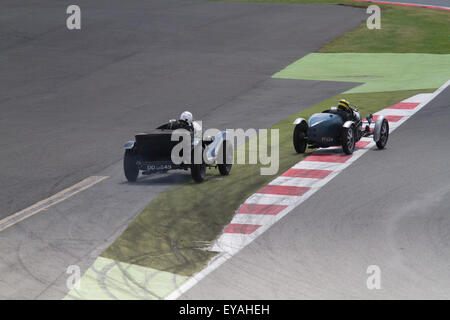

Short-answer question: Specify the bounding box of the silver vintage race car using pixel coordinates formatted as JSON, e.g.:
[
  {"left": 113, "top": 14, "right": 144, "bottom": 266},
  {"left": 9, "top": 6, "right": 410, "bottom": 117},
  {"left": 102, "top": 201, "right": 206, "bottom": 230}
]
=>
[{"left": 123, "top": 120, "right": 233, "bottom": 183}]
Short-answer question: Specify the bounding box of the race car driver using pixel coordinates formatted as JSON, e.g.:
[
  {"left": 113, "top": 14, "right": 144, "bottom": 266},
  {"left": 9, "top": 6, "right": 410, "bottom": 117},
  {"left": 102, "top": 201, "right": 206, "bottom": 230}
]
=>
[
  {"left": 337, "top": 99, "right": 360, "bottom": 122},
  {"left": 159, "top": 110, "right": 202, "bottom": 138},
  {"left": 179, "top": 111, "right": 202, "bottom": 137},
  {"left": 178, "top": 111, "right": 194, "bottom": 129}
]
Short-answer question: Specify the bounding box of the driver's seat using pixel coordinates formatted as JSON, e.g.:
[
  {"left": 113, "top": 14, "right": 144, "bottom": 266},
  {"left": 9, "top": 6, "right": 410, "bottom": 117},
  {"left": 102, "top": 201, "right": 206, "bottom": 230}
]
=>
[{"left": 323, "top": 107, "right": 353, "bottom": 122}]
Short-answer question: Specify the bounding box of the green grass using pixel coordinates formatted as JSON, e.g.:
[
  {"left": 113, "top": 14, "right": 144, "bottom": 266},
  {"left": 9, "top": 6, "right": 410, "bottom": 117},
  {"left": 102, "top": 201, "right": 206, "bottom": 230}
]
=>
[
  {"left": 64, "top": 257, "right": 189, "bottom": 300},
  {"left": 207, "top": 0, "right": 450, "bottom": 53},
  {"left": 319, "top": 3, "right": 450, "bottom": 53},
  {"left": 273, "top": 53, "right": 450, "bottom": 93},
  {"left": 102, "top": 88, "right": 435, "bottom": 276}
]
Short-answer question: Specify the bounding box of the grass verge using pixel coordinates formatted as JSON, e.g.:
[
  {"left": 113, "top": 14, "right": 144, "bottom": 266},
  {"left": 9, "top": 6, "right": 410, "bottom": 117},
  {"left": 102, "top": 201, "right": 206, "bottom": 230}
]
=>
[
  {"left": 273, "top": 53, "right": 450, "bottom": 93},
  {"left": 319, "top": 2, "right": 450, "bottom": 53},
  {"left": 102, "top": 88, "right": 435, "bottom": 276},
  {"left": 206, "top": 0, "right": 450, "bottom": 54}
]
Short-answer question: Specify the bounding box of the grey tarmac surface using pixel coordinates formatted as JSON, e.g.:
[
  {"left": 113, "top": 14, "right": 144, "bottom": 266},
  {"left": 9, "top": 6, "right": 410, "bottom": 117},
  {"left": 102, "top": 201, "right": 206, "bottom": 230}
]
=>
[
  {"left": 0, "top": 0, "right": 364, "bottom": 299},
  {"left": 0, "top": 0, "right": 363, "bottom": 219},
  {"left": 183, "top": 86, "right": 450, "bottom": 299},
  {"left": 0, "top": 79, "right": 357, "bottom": 300}
]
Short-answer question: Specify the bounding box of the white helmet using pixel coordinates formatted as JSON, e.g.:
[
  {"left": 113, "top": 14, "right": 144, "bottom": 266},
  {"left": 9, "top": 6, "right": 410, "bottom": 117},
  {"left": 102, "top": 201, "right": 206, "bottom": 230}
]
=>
[{"left": 180, "top": 111, "right": 193, "bottom": 126}]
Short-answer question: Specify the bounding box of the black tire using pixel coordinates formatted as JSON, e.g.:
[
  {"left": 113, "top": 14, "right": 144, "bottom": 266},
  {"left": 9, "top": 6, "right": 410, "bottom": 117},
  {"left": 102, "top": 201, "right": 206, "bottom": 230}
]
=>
[
  {"left": 218, "top": 140, "right": 233, "bottom": 176},
  {"left": 293, "top": 123, "right": 307, "bottom": 154},
  {"left": 191, "top": 163, "right": 206, "bottom": 182},
  {"left": 218, "top": 163, "right": 232, "bottom": 176},
  {"left": 124, "top": 149, "right": 139, "bottom": 182},
  {"left": 376, "top": 119, "right": 389, "bottom": 149},
  {"left": 341, "top": 126, "right": 355, "bottom": 155},
  {"left": 191, "top": 145, "right": 206, "bottom": 182}
]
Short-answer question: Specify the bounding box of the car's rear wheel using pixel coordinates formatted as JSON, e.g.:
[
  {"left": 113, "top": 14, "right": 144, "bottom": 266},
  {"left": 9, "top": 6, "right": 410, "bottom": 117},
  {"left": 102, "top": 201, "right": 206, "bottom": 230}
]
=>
[
  {"left": 341, "top": 126, "right": 355, "bottom": 155},
  {"left": 124, "top": 149, "right": 139, "bottom": 182},
  {"left": 218, "top": 140, "right": 233, "bottom": 176},
  {"left": 293, "top": 123, "right": 307, "bottom": 153},
  {"left": 376, "top": 119, "right": 389, "bottom": 149},
  {"left": 191, "top": 145, "right": 206, "bottom": 182}
]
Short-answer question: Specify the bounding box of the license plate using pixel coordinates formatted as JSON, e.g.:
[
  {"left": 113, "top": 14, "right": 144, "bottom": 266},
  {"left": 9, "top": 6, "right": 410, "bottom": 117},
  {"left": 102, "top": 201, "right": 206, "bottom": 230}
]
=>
[{"left": 147, "top": 164, "right": 172, "bottom": 171}]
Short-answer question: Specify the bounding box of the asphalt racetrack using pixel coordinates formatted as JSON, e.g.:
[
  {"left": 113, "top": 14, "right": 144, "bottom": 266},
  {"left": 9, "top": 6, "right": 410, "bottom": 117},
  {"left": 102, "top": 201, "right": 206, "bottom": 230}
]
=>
[
  {"left": 183, "top": 86, "right": 450, "bottom": 299},
  {"left": 0, "top": 0, "right": 365, "bottom": 298},
  {"left": 0, "top": 0, "right": 363, "bottom": 219}
]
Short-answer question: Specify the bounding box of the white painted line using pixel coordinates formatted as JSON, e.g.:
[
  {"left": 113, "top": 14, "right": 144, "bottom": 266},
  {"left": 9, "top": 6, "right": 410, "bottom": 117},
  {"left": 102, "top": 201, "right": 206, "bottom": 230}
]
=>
[
  {"left": 293, "top": 160, "right": 346, "bottom": 171},
  {"left": 230, "top": 214, "right": 279, "bottom": 226},
  {"left": 375, "top": 108, "right": 414, "bottom": 116},
  {"left": 166, "top": 80, "right": 450, "bottom": 300},
  {"left": 245, "top": 193, "right": 299, "bottom": 205},
  {"left": 269, "top": 176, "right": 327, "bottom": 188},
  {"left": 403, "top": 93, "right": 432, "bottom": 103},
  {"left": 0, "top": 176, "right": 109, "bottom": 232}
]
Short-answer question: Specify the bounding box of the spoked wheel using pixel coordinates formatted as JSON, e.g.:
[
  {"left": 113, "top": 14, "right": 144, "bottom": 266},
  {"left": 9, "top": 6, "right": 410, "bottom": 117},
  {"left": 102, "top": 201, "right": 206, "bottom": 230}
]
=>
[
  {"left": 376, "top": 119, "right": 389, "bottom": 149},
  {"left": 293, "top": 123, "right": 307, "bottom": 153},
  {"left": 341, "top": 126, "right": 355, "bottom": 155}
]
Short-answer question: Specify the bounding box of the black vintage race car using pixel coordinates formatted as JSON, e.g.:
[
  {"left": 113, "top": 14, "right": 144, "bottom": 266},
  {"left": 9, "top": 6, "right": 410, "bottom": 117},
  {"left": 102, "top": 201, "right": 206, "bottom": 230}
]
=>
[
  {"left": 292, "top": 107, "right": 389, "bottom": 155},
  {"left": 123, "top": 121, "right": 233, "bottom": 183}
]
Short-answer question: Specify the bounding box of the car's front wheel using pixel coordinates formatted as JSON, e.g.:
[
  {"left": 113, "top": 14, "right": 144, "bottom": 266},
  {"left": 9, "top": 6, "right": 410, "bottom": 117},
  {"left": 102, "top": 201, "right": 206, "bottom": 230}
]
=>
[
  {"left": 293, "top": 123, "right": 307, "bottom": 154},
  {"left": 124, "top": 149, "right": 139, "bottom": 182},
  {"left": 341, "top": 126, "right": 355, "bottom": 155}
]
